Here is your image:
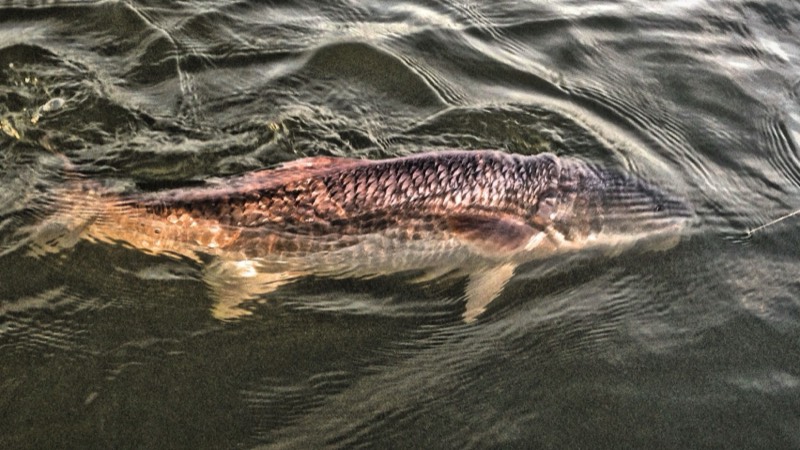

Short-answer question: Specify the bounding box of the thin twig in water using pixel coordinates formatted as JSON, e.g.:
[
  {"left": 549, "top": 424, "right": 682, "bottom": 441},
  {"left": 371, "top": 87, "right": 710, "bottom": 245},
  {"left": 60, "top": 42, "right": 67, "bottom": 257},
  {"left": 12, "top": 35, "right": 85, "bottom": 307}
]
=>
[{"left": 746, "top": 209, "right": 800, "bottom": 237}]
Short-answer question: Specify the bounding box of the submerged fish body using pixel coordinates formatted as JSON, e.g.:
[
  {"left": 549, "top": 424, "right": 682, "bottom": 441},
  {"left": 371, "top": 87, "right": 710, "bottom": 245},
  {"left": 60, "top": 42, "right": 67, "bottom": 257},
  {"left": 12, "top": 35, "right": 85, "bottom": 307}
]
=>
[{"left": 43, "top": 150, "right": 692, "bottom": 321}]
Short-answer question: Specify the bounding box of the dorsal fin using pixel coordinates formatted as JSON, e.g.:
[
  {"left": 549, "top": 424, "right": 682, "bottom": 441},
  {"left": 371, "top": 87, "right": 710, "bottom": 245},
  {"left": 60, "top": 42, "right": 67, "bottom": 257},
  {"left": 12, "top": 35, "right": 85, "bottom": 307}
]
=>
[
  {"left": 150, "top": 156, "right": 367, "bottom": 203},
  {"left": 224, "top": 156, "right": 365, "bottom": 191},
  {"left": 276, "top": 156, "right": 363, "bottom": 171}
]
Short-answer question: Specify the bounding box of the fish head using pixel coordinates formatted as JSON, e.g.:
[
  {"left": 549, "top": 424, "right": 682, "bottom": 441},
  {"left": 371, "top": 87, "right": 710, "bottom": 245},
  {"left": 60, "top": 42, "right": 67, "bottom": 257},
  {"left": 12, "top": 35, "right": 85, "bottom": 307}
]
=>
[{"left": 532, "top": 157, "right": 694, "bottom": 254}]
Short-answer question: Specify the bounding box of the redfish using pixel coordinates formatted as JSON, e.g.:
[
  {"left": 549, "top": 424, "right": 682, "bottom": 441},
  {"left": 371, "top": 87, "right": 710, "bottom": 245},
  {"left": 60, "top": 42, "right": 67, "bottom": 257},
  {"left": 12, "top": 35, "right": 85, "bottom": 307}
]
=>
[{"left": 35, "top": 150, "right": 692, "bottom": 321}]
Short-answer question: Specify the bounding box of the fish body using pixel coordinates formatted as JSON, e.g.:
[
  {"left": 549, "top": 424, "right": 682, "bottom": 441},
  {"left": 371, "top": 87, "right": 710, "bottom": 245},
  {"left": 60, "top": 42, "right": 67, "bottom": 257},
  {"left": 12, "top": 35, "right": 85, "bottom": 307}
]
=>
[{"left": 45, "top": 150, "right": 692, "bottom": 320}]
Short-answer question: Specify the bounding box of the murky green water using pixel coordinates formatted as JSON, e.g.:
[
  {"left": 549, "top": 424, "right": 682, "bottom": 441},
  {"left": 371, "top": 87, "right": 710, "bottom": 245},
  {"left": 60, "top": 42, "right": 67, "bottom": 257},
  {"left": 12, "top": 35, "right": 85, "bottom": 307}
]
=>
[{"left": 2, "top": 1, "right": 800, "bottom": 448}]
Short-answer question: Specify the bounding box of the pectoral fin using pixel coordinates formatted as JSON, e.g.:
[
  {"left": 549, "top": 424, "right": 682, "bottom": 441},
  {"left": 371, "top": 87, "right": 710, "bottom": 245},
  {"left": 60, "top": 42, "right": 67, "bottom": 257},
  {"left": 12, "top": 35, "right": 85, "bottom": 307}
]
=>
[
  {"left": 463, "top": 263, "right": 516, "bottom": 322},
  {"left": 203, "top": 259, "right": 301, "bottom": 320},
  {"left": 448, "top": 214, "right": 536, "bottom": 257}
]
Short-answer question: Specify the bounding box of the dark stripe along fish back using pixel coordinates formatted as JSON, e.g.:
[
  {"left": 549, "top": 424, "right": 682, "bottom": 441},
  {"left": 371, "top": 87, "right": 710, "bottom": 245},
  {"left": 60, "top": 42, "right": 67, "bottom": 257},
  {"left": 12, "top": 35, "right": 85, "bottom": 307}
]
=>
[{"left": 134, "top": 151, "right": 561, "bottom": 237}]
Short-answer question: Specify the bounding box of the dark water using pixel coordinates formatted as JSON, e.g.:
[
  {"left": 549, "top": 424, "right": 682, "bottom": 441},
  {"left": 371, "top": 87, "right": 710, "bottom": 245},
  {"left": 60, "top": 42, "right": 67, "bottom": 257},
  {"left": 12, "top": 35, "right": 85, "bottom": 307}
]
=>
[{"left": 2, "top": 0, "right": 800, "bottom": 448}]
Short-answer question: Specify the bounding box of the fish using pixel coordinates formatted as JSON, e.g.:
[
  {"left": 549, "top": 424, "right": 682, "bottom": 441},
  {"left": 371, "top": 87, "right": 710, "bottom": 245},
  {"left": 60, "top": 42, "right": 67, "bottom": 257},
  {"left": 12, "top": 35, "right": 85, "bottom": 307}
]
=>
[{"left": 32, "top": 150, "right": 692, "bottom": 321}]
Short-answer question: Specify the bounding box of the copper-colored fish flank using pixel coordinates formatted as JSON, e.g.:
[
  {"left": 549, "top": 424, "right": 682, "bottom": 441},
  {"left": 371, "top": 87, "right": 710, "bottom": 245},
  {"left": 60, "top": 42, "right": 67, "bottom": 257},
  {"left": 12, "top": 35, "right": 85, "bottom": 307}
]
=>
[{"left": 48, "top": 150, "right": 691, "bottom": 321}]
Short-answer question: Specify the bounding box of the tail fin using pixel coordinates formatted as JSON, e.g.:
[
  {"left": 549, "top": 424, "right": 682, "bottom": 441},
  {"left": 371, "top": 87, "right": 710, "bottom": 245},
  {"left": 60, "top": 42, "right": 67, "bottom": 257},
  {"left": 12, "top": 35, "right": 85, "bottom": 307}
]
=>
[{"left": 1, "top": 151, "right": 103, "bottom": 258}]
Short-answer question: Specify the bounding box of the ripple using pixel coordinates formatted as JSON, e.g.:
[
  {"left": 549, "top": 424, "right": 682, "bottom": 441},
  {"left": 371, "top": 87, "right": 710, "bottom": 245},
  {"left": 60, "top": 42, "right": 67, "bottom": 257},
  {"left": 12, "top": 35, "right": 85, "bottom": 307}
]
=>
[
  {"left": 0, "top": 285, "right": 99, "bottom": 362},
  {"left": 2, "top": 0, "right": 800, "bottom": 448},
  {"left": 243, "top": 370, "right": 354, "bottom": 441},
  {"left": 303, "top": 41, "right": 446, "bottom": 108},
  {"left": 759, "top": 113, "right": 800, "bottom": 189}
]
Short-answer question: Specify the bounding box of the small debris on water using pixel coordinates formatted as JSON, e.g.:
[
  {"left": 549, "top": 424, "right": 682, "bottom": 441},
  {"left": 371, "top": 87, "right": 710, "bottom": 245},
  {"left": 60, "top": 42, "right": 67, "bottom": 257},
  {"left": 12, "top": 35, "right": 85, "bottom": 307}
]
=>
[
  {"left": 41, "top": 97, "right": 66, "bottom": 112},
  {"left": 1, "top": 117, "right": 20, "bottom": 139},
  {"left": 31, "top": 97, "right": 66, "bottom": 124},
  {"left": 84, "top": 391, "right": 99, "bottom": 405}
]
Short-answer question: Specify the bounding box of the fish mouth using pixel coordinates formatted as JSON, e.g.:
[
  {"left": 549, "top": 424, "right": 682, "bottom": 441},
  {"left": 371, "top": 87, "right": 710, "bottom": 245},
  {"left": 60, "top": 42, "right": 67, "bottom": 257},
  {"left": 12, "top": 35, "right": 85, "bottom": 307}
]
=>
[{"left": 543, "top": 159, "right": 694, "bottom": 248}]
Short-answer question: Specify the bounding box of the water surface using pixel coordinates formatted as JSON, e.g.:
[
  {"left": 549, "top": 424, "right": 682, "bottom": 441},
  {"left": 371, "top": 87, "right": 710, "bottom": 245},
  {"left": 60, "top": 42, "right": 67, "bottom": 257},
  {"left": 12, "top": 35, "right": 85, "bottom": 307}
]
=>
[{"left": 2, "top": 0, "right": 800, "bottom": 448}]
